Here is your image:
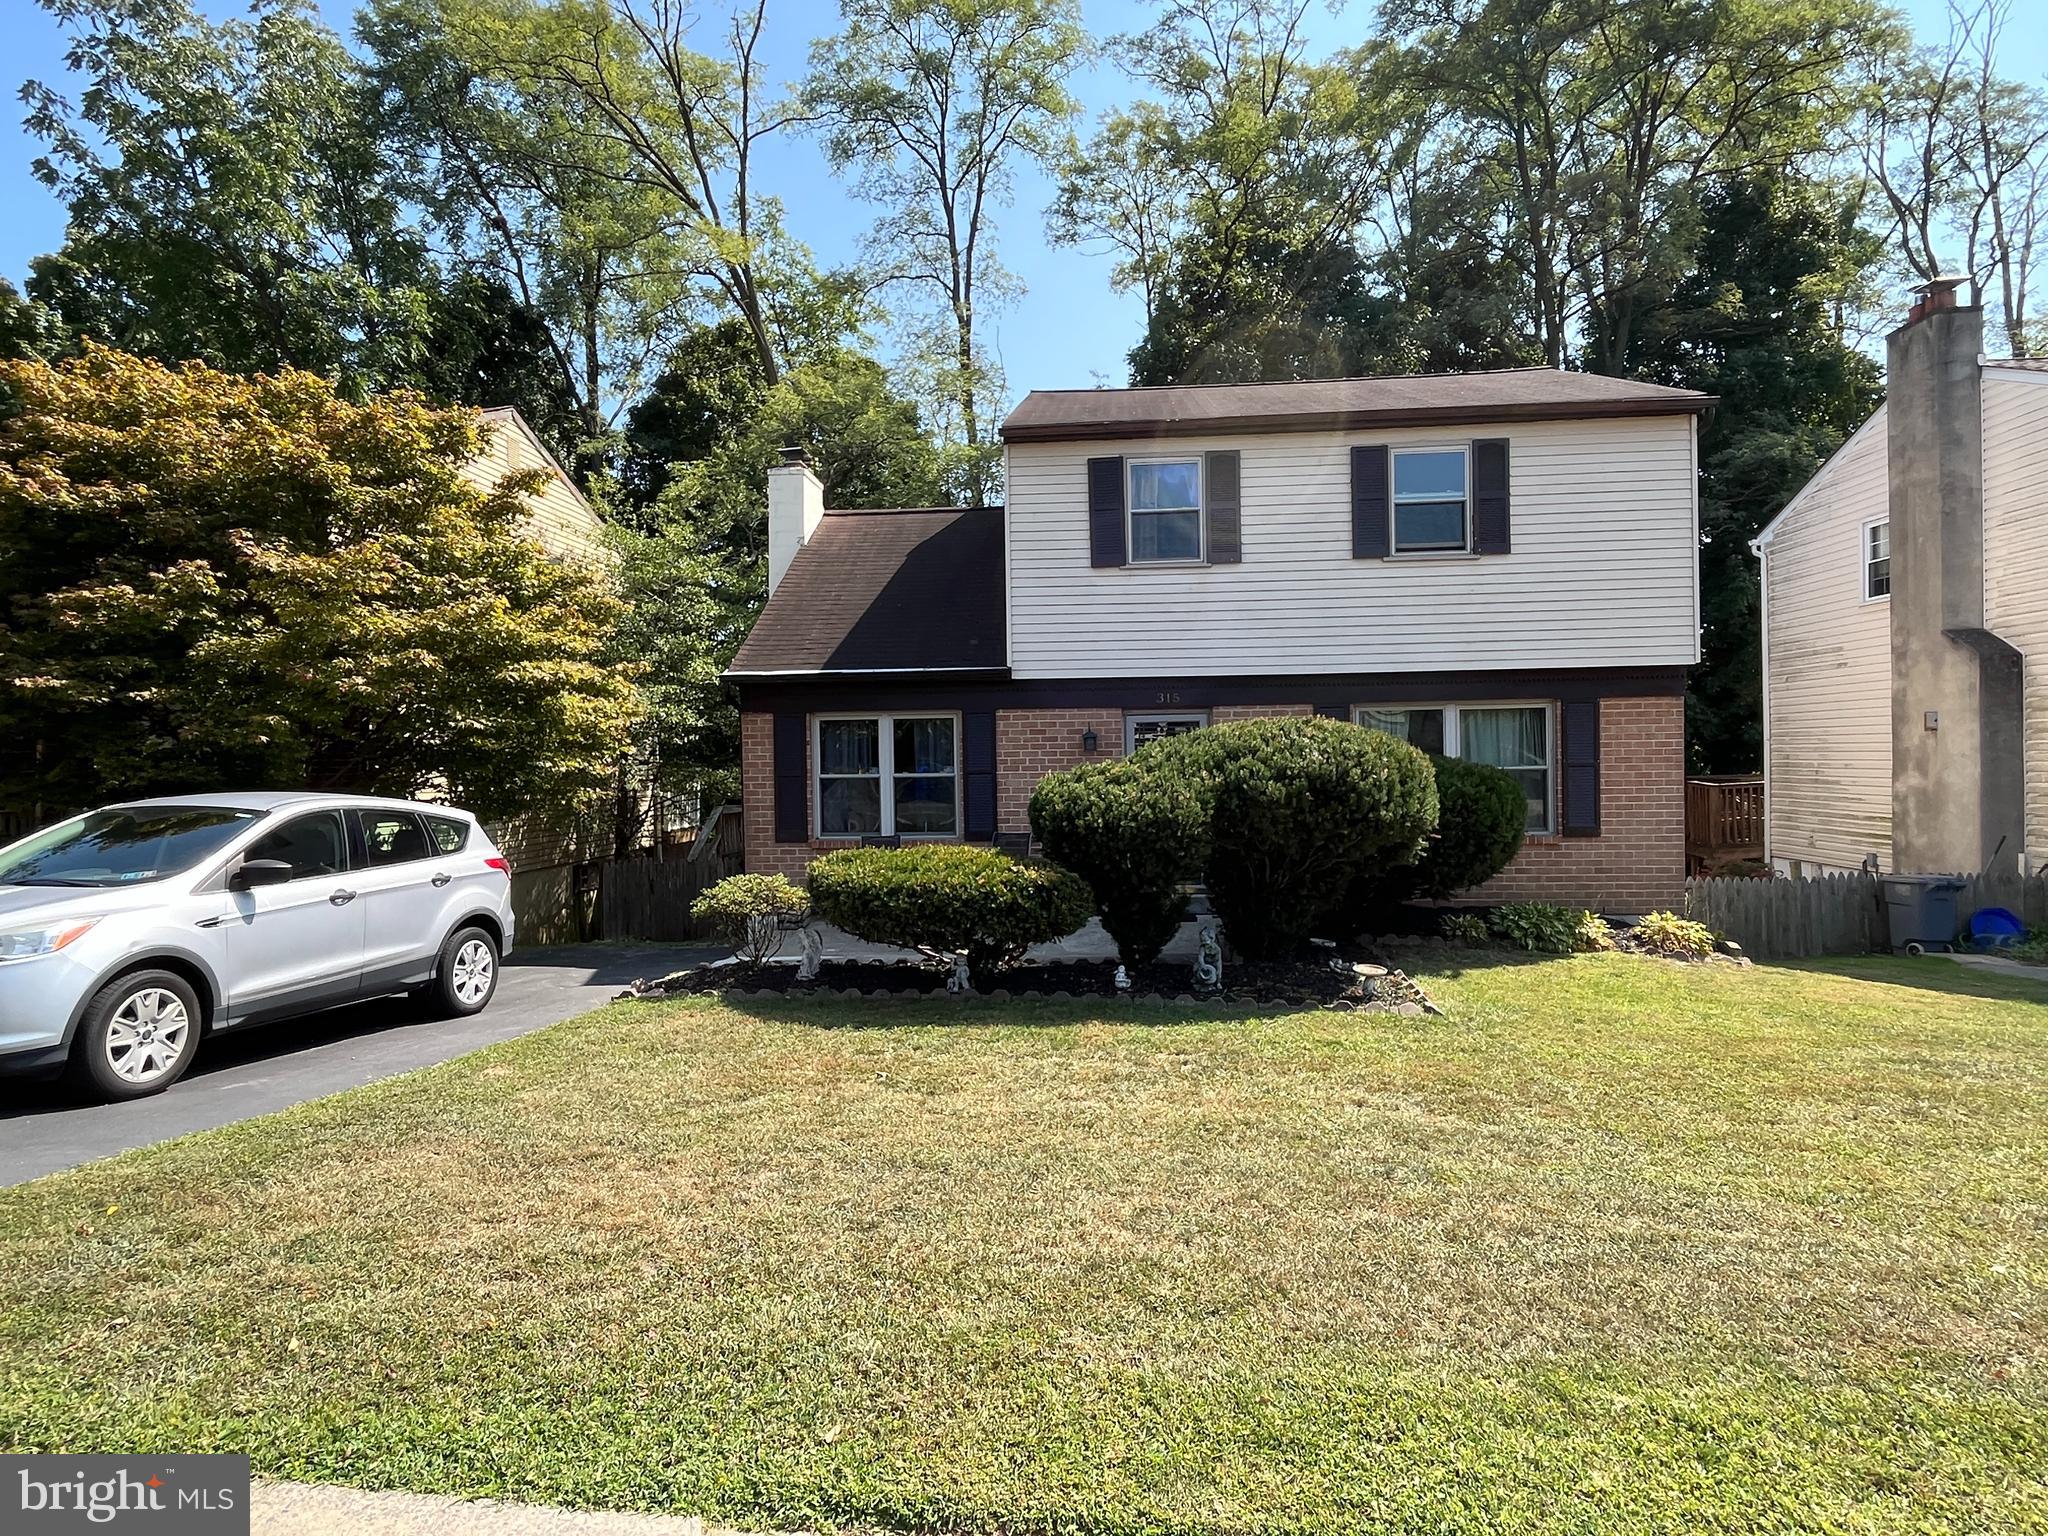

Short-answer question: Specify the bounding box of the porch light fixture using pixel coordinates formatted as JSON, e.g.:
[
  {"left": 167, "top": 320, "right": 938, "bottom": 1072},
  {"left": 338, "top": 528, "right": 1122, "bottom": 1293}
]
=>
[{"left": 1081, "top": 728, "right": 1099, "bottom": 754}]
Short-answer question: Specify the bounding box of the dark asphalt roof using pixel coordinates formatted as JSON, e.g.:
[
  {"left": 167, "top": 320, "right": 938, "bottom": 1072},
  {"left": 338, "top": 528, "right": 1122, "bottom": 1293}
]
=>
[
  {"left": 726, "top": 507, "right": 1006, "bottom": 676},
  {"left": 1001, "top": 368, "right": 1715, "bottom": 442}
]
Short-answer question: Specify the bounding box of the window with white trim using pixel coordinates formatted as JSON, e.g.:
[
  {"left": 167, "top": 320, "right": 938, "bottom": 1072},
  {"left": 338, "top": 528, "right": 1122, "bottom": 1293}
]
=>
[
  {"left": 1864, "top": 518, "right": 1890, "bottom": 600},
  {"left": 1392, "top": 447, "right": 1470, "bottom": 553},
  {"left": 1356, "top": 703, "right": 1554, "bottom": 833},
  {"left": 1128, "top": 458, "right": 1203, "bottom": 563},
  {"left": 1125, "top": 711, "right": 1209, "bottom": 751},
  {"left": 814, "top": 715, "right": 959, "bottom": 838}
]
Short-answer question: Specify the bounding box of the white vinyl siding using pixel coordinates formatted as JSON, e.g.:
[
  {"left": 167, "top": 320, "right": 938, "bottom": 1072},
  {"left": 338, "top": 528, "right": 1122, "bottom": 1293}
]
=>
[
  {"left": 462, "top": 409, "right": 609, "bottom": 568},
  {"left": 1760, "top": 407, "right": 1893, "bottom": 872},
  {"left": 1982, "top": 369, "right": 2048, "bottom": 872},
  {"left": 1003, "top": 416, "right": 1699, "bottom": 677}
]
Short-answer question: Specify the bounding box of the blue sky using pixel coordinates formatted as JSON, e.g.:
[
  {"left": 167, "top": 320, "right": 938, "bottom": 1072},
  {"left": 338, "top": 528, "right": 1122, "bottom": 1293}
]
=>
[{"left": 2, "top": 0, "right": 2041, "bottom": 398}]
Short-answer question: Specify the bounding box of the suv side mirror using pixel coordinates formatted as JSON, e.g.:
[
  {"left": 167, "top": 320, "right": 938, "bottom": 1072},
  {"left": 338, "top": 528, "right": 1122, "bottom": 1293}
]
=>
[{"left": 231, "top": 858, "right": 294, "bottom": 890}]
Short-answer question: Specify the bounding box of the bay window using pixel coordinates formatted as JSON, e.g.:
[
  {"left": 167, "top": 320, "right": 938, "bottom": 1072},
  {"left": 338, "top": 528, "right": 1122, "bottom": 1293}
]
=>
[
  {"left": 815, "top": 714, "right": 959, "bottom": 838},
  {"left": 1356, "top": 702, "right": 1554, "bottom": 833}
]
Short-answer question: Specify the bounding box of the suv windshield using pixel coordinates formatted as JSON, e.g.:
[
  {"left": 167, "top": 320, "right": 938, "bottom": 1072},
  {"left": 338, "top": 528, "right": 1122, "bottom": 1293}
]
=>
[{"left": 0, "top": 807, "right": 260, "bottom": 888}]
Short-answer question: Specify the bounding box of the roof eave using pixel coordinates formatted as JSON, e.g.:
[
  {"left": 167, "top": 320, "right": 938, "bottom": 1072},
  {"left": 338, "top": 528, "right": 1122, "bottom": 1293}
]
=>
[
  {"left": 999, "top": 395, "right": 1717, "bottom": 443},
  {"left": 724, "top": 665, "right": 1013, "bottom": 683}
]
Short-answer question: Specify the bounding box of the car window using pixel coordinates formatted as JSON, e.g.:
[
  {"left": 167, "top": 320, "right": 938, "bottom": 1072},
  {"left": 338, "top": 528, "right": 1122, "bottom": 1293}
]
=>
[
  {"left": 242, "top": 811, "right": 348, "bottom": 880},
  {"left": 0, "top": 807, "right": 259, "bottom": 888},
  {"left": 423, "top": 814, "right": 469, "bottom": 854},
  {"left": 357, "top": 810, "right": 433, "bottom": 866}
]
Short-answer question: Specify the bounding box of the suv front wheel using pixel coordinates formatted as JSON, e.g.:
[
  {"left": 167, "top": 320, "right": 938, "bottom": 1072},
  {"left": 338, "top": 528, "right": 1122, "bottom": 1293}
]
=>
[
  {"left": 427, "top": 925, "right": 499, "bottom": 1018},
  {"left": 70, "top": 969, "right": 203, "bottom": 1100}
]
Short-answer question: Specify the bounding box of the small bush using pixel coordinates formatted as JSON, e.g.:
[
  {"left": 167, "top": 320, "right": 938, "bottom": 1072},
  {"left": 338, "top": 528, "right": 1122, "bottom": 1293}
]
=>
[
  {"left": 807, "top": 844, "right": 1093, "bottom": 988},
  {"left": 1152, "top": 718, "right": 1436, "bottom": 960},
  {"left": 1332, "top": 754, "right": 1527, "bottom": 933},
  {"left": 1631, "top": 910, "right": 1715, "bottom": 959},
  {"left": 1490, "top": 902, "right": 1611, "bottom": 954},
  {"left": 689, "top": 873, "right": 810, "bottom": 969},
  {"left": 1029, "top": 755, "right": 1207, "bottom": 967},
  {"left": 1440, "top": 911, "right": 1492, "bottom": 945}
]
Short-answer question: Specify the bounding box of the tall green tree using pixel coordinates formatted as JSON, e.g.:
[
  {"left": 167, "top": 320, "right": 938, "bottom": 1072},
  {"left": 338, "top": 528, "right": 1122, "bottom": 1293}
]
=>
[
  {"left": 362, "top": 0, "right": 696, "bottom": 445},
  {"left": 0, "top": 343, "right": 639, "bottom": 819},
  {"left": 1610, "top": 177, "right": 1884, "bottom": 772},
  {"left": 806, "top": 0, "right": 1086, "bottom": 502},
  {"left": 1377, "top": 0, "right": 1889, "bottom": 369},
  {"left": 1053, "top": 0, "right": 1386, "bottom": 381},
  {"left": 612, "top": 323, "right": 944, "bottom": 809},
  {"left": 23, "top": 0, "right": 434, "bottom": 390}
]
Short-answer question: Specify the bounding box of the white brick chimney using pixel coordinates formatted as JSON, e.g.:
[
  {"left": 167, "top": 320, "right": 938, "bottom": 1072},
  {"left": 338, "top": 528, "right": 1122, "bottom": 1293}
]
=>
[{"left": 767, "top": 445, "right": 825, "bottom": 595}]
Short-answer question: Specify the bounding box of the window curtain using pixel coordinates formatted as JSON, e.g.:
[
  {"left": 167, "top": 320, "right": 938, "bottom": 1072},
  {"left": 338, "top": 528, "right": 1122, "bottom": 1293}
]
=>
[{"left": 1461, "top": 707, "right": 1545, "bottom": 768}]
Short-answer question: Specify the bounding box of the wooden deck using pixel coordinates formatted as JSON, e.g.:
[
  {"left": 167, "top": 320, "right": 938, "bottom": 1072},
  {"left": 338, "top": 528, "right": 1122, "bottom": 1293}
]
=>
[{"left": 1686, "top": 776, "right": 1764, "bottom": 875}]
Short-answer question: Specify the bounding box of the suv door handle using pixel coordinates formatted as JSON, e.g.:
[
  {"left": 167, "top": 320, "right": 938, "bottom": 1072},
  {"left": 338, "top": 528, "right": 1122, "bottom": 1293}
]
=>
[
  {"left": 431, "top": 872, "right": 452, "bottom": 887},
  {"left": 329, "top": 889, "right": 358, "bottom": 906}
]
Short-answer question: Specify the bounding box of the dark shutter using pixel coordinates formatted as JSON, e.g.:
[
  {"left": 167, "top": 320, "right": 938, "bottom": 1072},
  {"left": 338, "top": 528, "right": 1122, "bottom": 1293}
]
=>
[
  {"left": 1351, "top": 445, "right": 1390, "bottom": 558},
  {"left": 1205, "top": 450, "right": 1242, "bottom": 563},
  {"left": 771, "top": 714, "right": 807, "bottom": 843},
  {"left": 1314, "top": 703, "right": 1349, "bottom": 720},
  {"left": 963, "top": 711, "right": 997, "bottom": 841},
  {"left": 1473, "top": 437, "right": 1511, "bottom": 554},
  {"left": 1561, "top": 698, "right": 1600, "bottom": 836},
  {"left": 1088, "top": 456, "right": 1126, "bottom": 567}
]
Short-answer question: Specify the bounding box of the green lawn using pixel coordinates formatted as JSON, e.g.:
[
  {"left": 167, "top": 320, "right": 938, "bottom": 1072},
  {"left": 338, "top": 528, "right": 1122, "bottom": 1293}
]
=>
[{"left": 2, "top": 955, "right": 2045, "bottom": 1535}]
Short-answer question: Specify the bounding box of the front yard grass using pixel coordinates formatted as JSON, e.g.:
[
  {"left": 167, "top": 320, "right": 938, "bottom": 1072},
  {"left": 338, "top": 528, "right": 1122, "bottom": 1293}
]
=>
[{"left": 2, "top": 954, "right": 2044, "bottom": 1534}]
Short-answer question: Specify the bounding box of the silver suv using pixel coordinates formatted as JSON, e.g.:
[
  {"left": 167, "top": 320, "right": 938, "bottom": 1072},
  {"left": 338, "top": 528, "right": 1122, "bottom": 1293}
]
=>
[{"left": 0, "top": 793, "right": 516, "bottom": 1100}]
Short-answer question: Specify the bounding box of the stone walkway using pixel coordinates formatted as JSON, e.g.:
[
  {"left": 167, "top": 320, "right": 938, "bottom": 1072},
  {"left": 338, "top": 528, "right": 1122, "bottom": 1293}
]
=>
[{"left": 254, "top": 1482, "right": 795, "bottom": 1536}]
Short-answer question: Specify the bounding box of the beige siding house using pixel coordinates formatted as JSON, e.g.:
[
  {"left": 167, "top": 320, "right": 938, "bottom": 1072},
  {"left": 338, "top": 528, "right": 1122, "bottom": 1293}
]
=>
[
  {"left": 1757, "top": 280, "right": 2036, "bottom": 877},
  {"left": 463, "top": 406, "right": 608, "bottom": 567},
  {"left": 729, "top": 369, "right": 1710, "bottom": 913},
  {"left": 1754, "top": 411, "right": 1894, "bottom": 872},
  {"left": 461, "top": 407, "right": 613, "bottom": 940}
]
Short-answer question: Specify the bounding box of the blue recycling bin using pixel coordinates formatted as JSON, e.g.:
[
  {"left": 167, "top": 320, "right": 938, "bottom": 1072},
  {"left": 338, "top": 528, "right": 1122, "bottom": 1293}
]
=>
[{"left": 1880, "top": 875, "right": 1967, "bottom": 954}]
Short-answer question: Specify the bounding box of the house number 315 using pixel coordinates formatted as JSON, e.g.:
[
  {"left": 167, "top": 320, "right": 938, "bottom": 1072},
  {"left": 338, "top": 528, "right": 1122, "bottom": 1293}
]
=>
[{"left": 1153, "top": 690, "right": 1182, "bottom": 705}]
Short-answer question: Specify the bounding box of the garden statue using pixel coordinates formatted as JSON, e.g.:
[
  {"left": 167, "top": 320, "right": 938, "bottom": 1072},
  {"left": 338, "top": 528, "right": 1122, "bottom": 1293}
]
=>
[
  {"left": 1193, "top": 924, "right": 1223, "bottom": 991},
  {"left": 946, "top": 953, "right": 971, "bottom": 994},
  {"left": 796, "top": 925, "right": 824, "bottom": 982},
  {"left": 1114, "top": 964, "right": 1130, "bottom": 992}
]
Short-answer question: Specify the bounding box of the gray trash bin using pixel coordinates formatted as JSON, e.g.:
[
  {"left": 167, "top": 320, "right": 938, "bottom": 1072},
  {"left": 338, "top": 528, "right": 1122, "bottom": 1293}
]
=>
[{"left": 1880, "top": 875, "right": 1967, "bottom": 954}]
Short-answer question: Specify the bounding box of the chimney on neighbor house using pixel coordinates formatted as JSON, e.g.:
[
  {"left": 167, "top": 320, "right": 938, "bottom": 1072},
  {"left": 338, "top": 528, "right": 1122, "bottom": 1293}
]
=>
[
  {"left": 1885, "top": 274, "right": 2025, "bottom": 875},
  {"left": 767, "top": 445, "right": 824, "bottom": 596}
]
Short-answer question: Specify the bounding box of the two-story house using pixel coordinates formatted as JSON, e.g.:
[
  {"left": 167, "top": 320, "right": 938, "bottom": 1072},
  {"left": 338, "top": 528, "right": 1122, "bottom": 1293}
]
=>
[
  {"left": 1756, "top": 276, "right": 2038, "bottom": 878},
  {"left": 728, "top": 370, "right": 1712, "bottom": 912}
]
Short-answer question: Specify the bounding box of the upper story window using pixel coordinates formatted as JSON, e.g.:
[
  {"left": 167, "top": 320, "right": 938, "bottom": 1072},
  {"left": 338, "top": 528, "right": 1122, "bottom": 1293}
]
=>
[
  {"left": 1392, "top": 447, "right": 1470, "bottom": 553},
  {"left": 1864, "top": 518, "right": 1891, "bottom": 600},
  {"left": 1128, "top": 458, "right": 1203, "bottom": 563}
]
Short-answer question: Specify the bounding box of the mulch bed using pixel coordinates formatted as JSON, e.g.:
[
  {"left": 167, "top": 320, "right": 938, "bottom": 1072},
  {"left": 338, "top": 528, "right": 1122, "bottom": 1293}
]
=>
[{"left": 619, "top": 946, "right": 1440, "bottom": 1013}]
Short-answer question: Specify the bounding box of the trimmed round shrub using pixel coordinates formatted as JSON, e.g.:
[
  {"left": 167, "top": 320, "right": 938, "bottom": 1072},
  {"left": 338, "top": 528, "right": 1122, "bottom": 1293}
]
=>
[
  {"left": 1028, "top": 754, "right": 1208, "bottom": 967},
  {"left": 689, "top": 872, "right": 810, "bottom": 968},
  {"left": 1151, "top": 717, "right": 1437, "bottom": 961},
  {"left": 807, "top": 844, "right": 1094, "bottom": 988},
  {"left": 1331, "top": 754, "right": 1526, "bottom": 934}
]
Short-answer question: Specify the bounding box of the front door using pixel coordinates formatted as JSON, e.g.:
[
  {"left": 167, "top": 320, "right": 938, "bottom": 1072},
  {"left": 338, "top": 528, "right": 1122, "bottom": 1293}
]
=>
[{"left": 217, "top": 809, "right": 365, "bottom": 1022}]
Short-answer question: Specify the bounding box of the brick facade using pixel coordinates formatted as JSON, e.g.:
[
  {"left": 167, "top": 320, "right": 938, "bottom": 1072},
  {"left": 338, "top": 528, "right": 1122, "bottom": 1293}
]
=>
[
  {"left": 739, "top": 693, "right": 1684, "bottom": 911},
  {"left": 1470, "top": 694, "right": 1685, "bottom": 912}
]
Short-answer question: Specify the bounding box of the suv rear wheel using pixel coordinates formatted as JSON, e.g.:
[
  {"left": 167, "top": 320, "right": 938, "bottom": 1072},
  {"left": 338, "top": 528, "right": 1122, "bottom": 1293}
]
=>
[
  {"left": 70, "top": 969, "right": 203, "bottom": 1100},
  {"left": 427, "top": 925, "right": 499, "bottom": 1018}
]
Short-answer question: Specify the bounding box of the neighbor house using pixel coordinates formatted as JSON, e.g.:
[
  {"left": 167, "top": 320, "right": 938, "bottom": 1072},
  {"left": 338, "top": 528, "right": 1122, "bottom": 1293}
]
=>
[
  {"left": 1755, "top": 277, "right": 2039, "bottom": 878},
  {"left": 461, "top": 405, "right": 608, "bottom": 566},
  {"left": 727, "top": 370, "right": 1712, "bottom": 912}
]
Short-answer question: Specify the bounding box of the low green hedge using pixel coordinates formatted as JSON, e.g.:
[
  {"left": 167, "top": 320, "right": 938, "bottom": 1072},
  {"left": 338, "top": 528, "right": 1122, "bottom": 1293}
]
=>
[{"left": 807, "top": 844, "right": 1093, "bottom": 988}]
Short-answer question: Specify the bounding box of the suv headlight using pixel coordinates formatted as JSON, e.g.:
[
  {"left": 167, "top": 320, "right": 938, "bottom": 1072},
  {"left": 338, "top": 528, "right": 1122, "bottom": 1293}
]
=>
[{"left": 0, "top": 919, "right": 101, "bottom": 959}]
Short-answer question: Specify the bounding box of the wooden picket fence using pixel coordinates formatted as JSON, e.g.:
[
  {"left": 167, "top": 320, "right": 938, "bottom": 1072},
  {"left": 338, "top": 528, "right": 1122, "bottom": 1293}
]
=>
[
  {"left": 1685, "top": 870, "right": 2048, "bottom": 960},
  {"left": 596, "top": 807, "right": 745, "bottom": 941}
]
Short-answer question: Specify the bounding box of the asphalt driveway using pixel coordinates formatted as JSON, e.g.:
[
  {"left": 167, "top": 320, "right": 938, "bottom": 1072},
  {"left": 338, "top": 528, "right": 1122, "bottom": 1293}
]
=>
[{"left": 0, "top": 942, "right": 715, "bottom": 1186}]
